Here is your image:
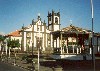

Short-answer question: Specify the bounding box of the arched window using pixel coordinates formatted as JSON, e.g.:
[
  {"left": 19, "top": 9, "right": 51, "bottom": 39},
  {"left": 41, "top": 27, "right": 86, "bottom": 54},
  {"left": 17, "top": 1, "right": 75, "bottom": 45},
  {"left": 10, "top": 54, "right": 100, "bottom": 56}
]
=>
[{"left": 55, "top": 17, "right": 58, "bottom": 24}]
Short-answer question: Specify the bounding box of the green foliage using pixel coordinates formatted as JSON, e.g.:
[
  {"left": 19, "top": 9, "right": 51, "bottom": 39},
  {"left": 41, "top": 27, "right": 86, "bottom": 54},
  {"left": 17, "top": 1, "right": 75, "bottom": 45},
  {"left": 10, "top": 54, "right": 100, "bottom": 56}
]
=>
[
  {"left": 7, "top": 38, "right": 12, "bottom": 47},
  {"left": 22, "top": 55, "right": 28, "bottom": 60},
  {"left": 22, "top": 55, "right": 33, "bottom": 63},
  {"left": 0, "top": 35, "right": 5, "bottom": 42},
  {"left": 68, "top": 42, "right": 77, "bottom": 45},
  {"left": 7, "top": 39, "right": 20, "bottom": 48},
  {"left": 62, "top": 41, "right": 65, "bottom": 47}
]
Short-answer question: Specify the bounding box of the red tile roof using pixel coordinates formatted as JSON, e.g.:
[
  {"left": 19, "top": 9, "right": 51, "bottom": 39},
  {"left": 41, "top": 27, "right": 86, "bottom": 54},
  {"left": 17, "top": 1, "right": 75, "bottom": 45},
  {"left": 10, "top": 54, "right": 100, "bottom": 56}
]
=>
[{"left": 6, "top": 30, "right": 21, "bottom": 37}]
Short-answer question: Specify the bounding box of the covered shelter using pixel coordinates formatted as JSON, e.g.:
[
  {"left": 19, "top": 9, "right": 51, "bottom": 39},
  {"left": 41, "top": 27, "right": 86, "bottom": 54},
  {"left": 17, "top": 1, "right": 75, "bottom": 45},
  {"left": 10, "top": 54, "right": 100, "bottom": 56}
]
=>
[{"left": 51, "top": 25, "right": 92, "bottom": 54}]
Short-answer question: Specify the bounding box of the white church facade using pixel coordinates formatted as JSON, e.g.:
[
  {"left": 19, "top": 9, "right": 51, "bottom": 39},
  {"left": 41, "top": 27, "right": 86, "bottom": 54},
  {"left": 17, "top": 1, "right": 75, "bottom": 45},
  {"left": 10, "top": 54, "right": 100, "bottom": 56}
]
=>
[{"left": 20, "top": 10, "right": 60, "bottom": 51}]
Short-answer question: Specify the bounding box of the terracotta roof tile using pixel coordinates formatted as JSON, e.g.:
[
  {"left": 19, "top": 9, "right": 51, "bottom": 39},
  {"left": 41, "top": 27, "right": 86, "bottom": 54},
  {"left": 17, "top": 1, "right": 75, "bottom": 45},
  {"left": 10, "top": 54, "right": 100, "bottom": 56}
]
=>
[{"left": 6, "top": 30, "right": 21, "bottom": 37}]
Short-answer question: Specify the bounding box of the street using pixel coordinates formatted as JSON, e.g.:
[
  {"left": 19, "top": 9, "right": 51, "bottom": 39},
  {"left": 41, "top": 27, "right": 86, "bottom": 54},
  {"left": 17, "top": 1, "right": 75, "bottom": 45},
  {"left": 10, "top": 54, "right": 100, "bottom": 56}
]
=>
[{"left": 0, "top": 62, "right": 26, "bottom": 71}]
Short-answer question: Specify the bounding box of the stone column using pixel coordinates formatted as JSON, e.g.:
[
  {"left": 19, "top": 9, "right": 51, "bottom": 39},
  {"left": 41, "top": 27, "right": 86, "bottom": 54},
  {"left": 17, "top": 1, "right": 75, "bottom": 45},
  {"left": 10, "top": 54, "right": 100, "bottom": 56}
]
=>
[
  {"left": 61, "top": 33, "right": 62, "bottom": 54},
  {"left": 66, "top": 47, "right": 68, "bottom": 54},
  {"left": 24, "top": 32, "right": 26, "bottom": 51},
  {"left": 77, "top": 48, "right": 79, "bottom": 54},
  {"left": 56, "top": 39, "right": 57, "bottom": 48},
  {"left": 90, "top": 48, "right": 92, "bottom": 54},
  {"left": 51, "top": 34, "right": 53, "bottom": 48},
  {"left": 57, "top": 37, "right": 60, "bottom": 48},
  {"left": 46, "top": 34, "right": 48, "bottom": 48},
  {"left": 30, "top": 33, "right": 32, "bottom": 47},
  {"left": 80, "top": 48, "right": 81, "bottom": 53},
  {"left": 98, "top": 46, "right": 100, "bottom": 52},
  {"left": 97, "top": 37, "right": 98, "bottom": 52},
  {"left": 73, "top": 45, "right": 75, "bottom": 53}
]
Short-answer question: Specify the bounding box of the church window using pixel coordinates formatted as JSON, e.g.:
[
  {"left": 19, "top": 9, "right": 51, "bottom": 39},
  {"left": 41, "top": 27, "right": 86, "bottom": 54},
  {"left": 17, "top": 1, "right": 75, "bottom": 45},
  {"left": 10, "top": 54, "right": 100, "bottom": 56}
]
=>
[
  {"left": 55, "top": 17, "right": 58, "bottom": 24},
  {"left": 37, "top": 26, "right": 42, "bottom": 31},
  {"left": 49, "top": 17, "right": 51, "bottom": 21},
  {"left": 37, "top": 27, "right": 39, "bottom": 31}
]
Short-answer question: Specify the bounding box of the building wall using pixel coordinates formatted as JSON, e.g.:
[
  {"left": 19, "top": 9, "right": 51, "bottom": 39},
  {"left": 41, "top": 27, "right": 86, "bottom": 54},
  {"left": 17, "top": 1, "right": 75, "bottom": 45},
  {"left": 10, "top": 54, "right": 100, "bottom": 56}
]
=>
[{"left": 22, "top": 16, "right": 50, "bottom": 51}]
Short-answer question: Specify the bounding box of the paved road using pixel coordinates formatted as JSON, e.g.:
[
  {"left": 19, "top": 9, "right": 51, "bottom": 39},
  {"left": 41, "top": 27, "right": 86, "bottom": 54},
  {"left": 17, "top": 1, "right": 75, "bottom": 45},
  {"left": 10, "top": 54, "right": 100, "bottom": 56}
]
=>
[{"left": 0, "top": 62, "right": 26, "bottom": 71}]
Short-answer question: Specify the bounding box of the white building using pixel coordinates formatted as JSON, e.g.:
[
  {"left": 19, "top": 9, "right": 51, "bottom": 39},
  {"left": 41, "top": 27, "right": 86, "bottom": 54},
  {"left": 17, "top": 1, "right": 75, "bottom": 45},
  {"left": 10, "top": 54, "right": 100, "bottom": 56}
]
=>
[{"left": 20, "top": 10, "right": 60, "bottom": 51}]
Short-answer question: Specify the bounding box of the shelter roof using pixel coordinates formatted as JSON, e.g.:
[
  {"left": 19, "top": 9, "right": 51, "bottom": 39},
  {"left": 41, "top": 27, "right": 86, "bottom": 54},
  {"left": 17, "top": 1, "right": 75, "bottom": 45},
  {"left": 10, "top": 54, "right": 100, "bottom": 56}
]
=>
[
  {"left": 61, "top": 24, "right": 91, "bottom": 34},
  {"left": 94, "top": 33, "right": 100, "bottom": 37}
]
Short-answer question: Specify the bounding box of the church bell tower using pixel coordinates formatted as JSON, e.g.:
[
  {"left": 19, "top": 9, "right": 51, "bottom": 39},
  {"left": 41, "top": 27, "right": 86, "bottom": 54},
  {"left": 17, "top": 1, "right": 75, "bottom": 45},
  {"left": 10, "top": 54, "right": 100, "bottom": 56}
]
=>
[{"left": 47, "top": 10, "right": 60, "bottom": 31}]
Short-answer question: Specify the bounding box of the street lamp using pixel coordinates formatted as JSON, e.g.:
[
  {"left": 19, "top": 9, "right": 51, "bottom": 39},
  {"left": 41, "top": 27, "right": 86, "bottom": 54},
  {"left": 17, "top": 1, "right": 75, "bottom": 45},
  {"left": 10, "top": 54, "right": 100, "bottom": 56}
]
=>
[{"left": 90, "top": 0, "right": 95, "bottom": 71}]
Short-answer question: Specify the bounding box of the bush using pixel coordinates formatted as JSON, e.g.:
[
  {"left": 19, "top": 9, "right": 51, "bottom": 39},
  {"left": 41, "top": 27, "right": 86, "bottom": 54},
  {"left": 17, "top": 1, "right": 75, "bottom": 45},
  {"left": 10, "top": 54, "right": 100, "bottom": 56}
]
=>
[
  {"left": 22, "top": 55, "right": 38, "bottom": 63},
  {"left": 22, "top": 55, "right": 28, "bottom": 60}
]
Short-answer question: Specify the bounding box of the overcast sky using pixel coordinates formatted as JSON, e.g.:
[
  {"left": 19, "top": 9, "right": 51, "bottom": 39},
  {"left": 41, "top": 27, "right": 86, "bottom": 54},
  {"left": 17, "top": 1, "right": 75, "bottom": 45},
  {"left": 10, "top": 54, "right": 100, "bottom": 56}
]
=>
[{"left": 0, "top": 0, "right": 100, "bottom": 34}]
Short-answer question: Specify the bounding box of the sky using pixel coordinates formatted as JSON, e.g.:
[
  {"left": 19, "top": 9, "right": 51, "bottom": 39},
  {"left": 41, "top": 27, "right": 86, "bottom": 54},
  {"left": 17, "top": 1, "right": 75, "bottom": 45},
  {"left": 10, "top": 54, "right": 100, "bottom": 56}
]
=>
[{"left": 0, "top": 0, "right": 100, "bottom": 34}]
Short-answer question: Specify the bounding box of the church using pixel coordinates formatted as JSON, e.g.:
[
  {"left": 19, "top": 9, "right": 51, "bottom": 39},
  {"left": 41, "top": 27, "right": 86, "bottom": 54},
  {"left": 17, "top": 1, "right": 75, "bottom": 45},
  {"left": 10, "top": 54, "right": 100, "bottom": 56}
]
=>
[{"left": 20, "top": 10, "right": 60, "bottom": 51}]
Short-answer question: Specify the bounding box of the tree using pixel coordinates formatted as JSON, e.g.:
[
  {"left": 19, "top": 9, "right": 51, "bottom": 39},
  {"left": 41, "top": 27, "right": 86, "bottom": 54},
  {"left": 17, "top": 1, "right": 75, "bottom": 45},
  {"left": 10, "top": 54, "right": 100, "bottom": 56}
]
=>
[
  {"left": 14, "top": 39, "right": 20, "bottom": 48},
  {"left": 0, "top": 35, "right": 5, "bottom": 42},
  {"left": 7, "top": 38, "right": 20, "bottom": 53},
  {"left": 0, "top": 35, "right": 5, "bottom": 52},
  {"left": 7, "top": 38, "right": 12, "bottom": 47},
  {"left": 7, "top": 39, "right": 20, "bottom": 48}
]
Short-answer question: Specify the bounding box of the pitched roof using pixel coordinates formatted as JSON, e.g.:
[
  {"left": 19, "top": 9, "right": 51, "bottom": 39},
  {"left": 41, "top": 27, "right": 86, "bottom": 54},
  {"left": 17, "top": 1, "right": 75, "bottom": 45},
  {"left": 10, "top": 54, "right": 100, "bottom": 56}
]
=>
[
  {"left": 94, "top": 33, "right": 100, "bottom": 37},
  {"left": 6, "top": 30, "right": 21, "bottom": 37},
  {"left": 61, "top": 24, "right": 90, "bottom": 33}
]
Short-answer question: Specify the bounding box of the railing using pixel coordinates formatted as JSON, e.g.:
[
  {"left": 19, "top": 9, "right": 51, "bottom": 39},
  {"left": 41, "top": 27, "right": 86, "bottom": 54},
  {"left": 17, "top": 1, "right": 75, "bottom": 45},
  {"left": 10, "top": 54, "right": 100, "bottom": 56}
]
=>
[{"left": 53, "top": 46, "right": 92, "bottom": 54}]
